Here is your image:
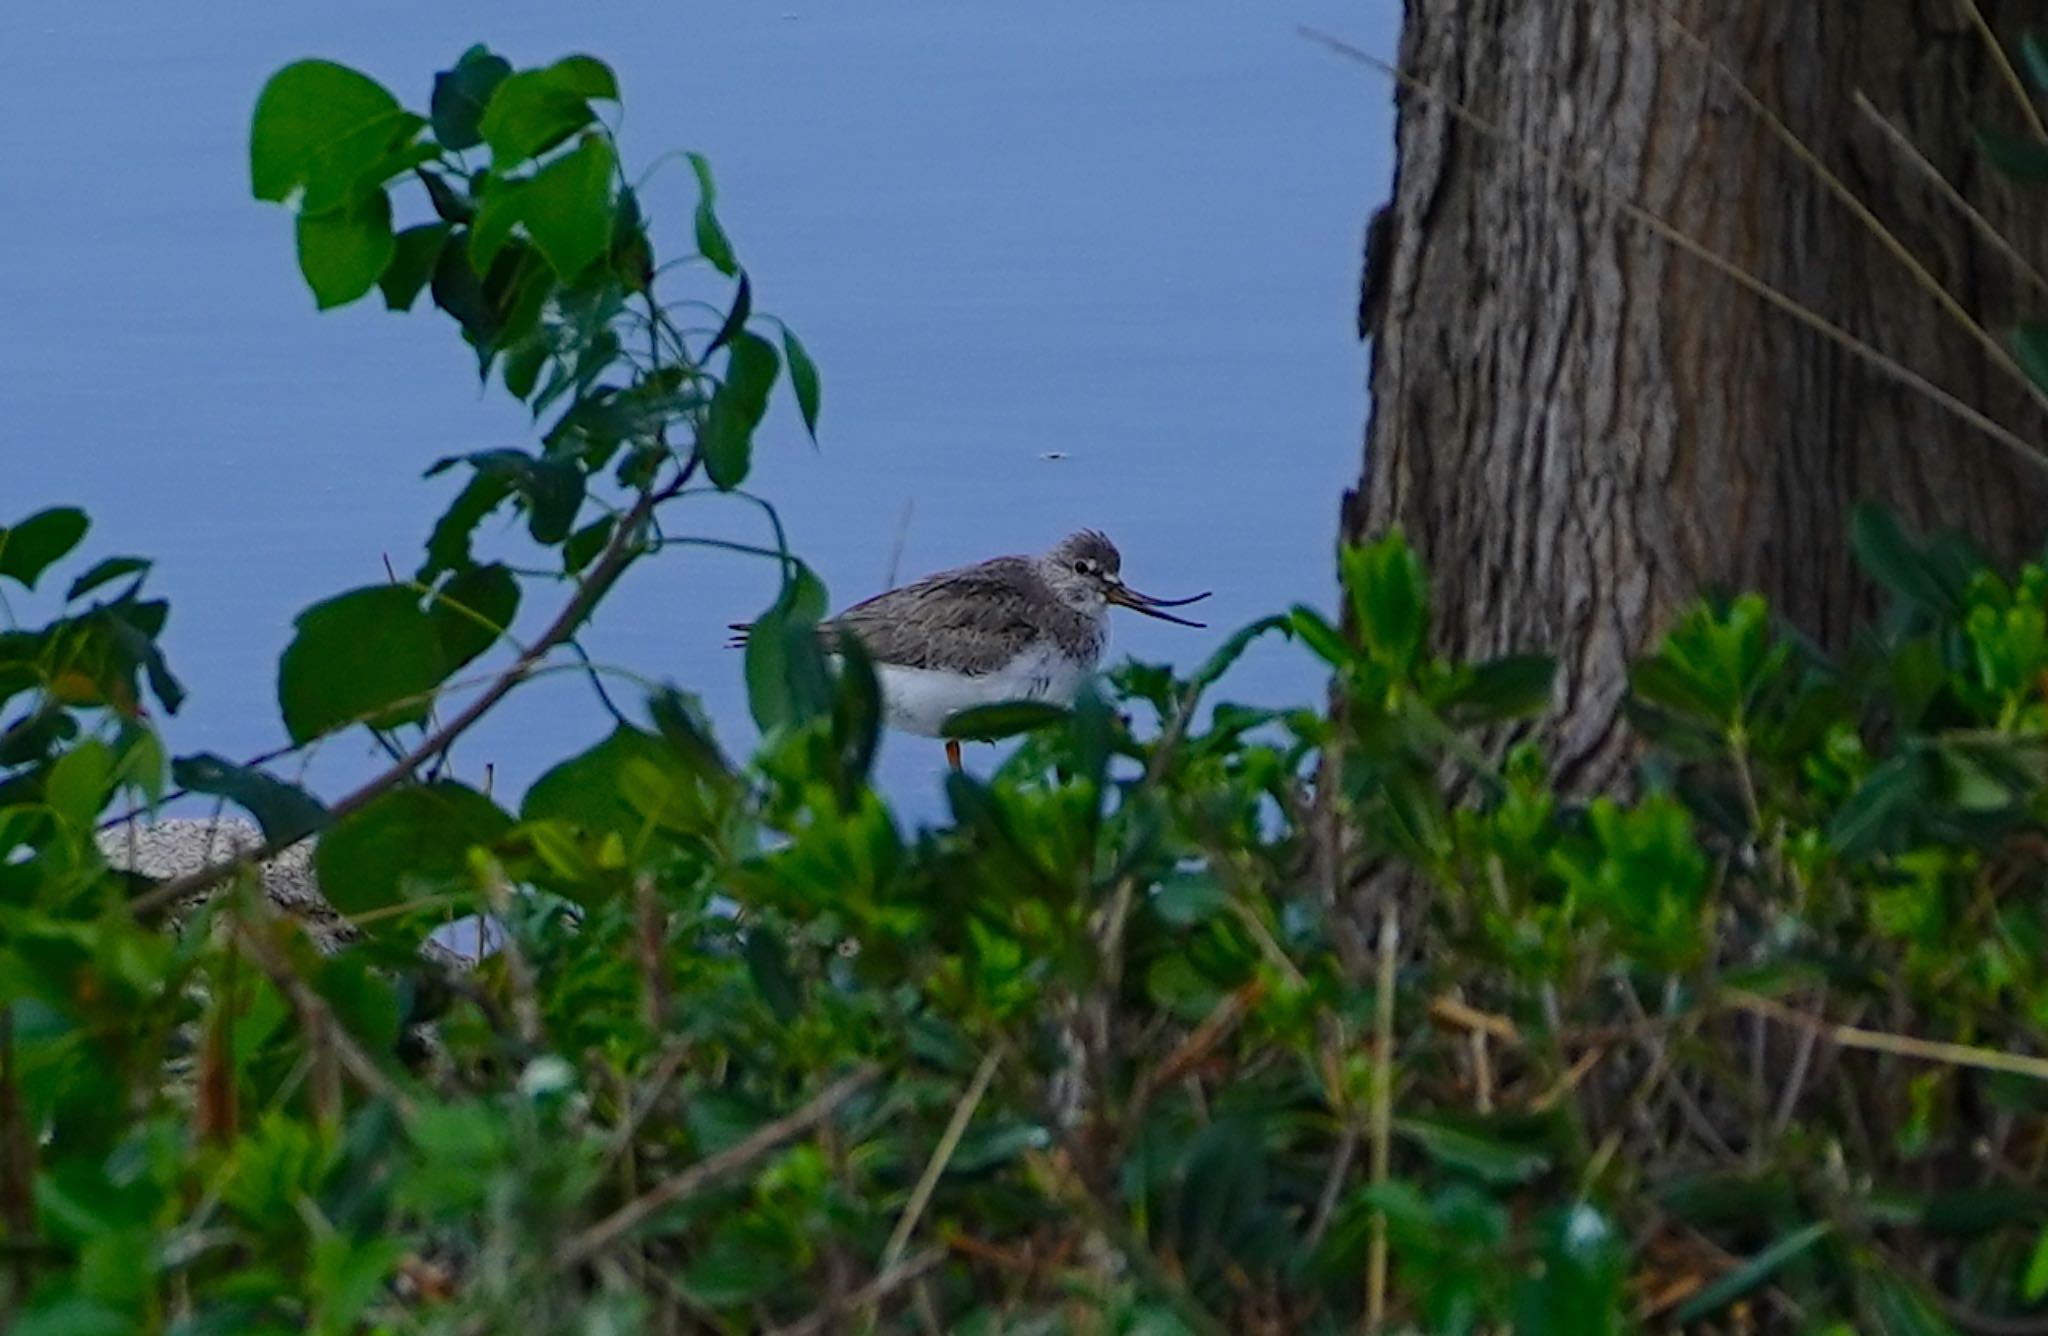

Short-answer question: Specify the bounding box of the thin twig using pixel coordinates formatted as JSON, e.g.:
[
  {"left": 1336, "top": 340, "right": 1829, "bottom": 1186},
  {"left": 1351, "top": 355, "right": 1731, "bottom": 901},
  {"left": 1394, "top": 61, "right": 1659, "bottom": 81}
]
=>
[
  {"left": 1852, "top": 91, "right": 2048, "bottom": 301},
  {"left": 1769, "top": 992, "right": 1825, "bottom": 1142},
  {"left": 880, "top": 1050, "right": 1001, "bottom": 1276},
  {"left": 1428, "top": 994, "right": 1519, "bottom": 1045},
  {"left": 1304, "top": 1122, "right": 1359, "bottom": 1252},
  {"left": 131, "top": 473, "right": 687, "bottom": 917},
  {"left": 768, "top": 1250, "right": 945, "bottom": 1336},
  {"left": 1958, "top": 0, "right": 2048, "bottom": 141},
  {"left": 556, "top": 1065, "right": 877, "bottom": 1269},
  {"left": 1365, "top": 906, "right": 1398, "bottom": 1335},
  {"left": 883, "top": 498, "right": 914, "bottom": 590},
  {"left": 602, "top": 1042, "right": 691, "bottom": 1170},
  {"left": 1296, "top": 26, "right": 2048, "bottom": 471},
  {"left": 1726, "top": 989, "right": 2048, "bottom": 1081}
]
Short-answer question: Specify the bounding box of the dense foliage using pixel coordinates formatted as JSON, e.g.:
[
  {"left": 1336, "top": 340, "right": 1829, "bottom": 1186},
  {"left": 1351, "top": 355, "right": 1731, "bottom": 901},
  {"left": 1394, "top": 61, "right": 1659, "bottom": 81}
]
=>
[{"left": 4, "top": 39, "right": 2048, "bottom": 1336}]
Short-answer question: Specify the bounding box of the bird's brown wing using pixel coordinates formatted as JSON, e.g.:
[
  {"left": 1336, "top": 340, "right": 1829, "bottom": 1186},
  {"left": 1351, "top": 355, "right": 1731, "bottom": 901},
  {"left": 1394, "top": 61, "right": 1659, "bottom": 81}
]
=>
[{"left": 821, "top": 557, "right": 1055, "bottom": 674}]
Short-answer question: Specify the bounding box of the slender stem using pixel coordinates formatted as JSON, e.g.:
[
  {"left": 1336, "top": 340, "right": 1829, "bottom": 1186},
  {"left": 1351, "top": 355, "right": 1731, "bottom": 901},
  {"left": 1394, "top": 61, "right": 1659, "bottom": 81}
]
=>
[
  {"left": 1365, "top": 906, "right": 1398, "bottom": 1334},
  {"left": 1957, "top": 0, "right": 2048, "bottom": 141},
  {"left": 556, "top": 1065, "right": 877, "bottom": 1269},
  {"left": 1852, "top": 91, "right": 2048, "bottom": 302},
  {"left": 880, "top": 1050, "right": 1001, "bottom": 1276}
]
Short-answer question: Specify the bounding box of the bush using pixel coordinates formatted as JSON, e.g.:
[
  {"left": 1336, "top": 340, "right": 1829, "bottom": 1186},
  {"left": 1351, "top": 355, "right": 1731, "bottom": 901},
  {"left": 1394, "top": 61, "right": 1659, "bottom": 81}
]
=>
[{"left": 2, "top": 42, "right": 2046, "bottom": 1336}]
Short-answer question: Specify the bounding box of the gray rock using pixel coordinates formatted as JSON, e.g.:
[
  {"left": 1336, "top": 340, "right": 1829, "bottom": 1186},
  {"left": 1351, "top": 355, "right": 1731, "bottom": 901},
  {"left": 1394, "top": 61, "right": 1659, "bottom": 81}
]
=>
[
  {"left": 97, "top": 816, "right": 351, "bottom": 948},
  {"left": 95, "top": 816, "right": 500, "bottom": 965}
]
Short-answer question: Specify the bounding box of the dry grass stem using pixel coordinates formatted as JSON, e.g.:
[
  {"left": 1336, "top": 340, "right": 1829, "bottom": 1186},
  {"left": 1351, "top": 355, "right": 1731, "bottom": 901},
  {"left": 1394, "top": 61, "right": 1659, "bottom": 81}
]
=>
[{"left": 880, "top": 1049, "right": 1001, "bottom": 1277}]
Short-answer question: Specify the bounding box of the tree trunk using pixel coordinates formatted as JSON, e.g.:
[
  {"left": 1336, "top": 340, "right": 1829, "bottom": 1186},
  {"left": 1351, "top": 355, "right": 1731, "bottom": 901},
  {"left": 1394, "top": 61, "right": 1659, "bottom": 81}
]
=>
[{"left": 1349, "top": 1, "right": 2048, "bottom": 792}]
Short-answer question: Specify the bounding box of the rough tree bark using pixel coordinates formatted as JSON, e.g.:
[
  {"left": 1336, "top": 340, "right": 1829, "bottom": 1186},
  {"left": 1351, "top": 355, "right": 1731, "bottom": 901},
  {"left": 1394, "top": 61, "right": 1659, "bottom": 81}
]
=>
[{"left": 1349, "top": 2, "right": 2048, "bottom": 793}]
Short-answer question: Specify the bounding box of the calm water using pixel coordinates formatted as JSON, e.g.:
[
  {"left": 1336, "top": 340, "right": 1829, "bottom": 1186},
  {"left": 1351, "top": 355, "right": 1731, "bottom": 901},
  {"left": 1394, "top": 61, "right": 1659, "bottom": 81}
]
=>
[{"left": 1, "top": 2, "right": 1398, "bottom": 815}]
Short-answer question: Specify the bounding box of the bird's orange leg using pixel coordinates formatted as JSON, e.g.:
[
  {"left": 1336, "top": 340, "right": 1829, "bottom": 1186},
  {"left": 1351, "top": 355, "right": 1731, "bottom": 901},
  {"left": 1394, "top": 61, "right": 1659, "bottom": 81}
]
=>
[{"left": 945, "top": 738, "right": 963, "bottom": 772}]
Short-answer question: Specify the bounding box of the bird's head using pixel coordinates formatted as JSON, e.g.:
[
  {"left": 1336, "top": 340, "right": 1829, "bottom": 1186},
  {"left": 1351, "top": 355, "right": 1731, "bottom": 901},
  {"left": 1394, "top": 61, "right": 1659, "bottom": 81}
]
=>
[{"left": 1039, "top": 530, "right": 1209, "bottom": 625}]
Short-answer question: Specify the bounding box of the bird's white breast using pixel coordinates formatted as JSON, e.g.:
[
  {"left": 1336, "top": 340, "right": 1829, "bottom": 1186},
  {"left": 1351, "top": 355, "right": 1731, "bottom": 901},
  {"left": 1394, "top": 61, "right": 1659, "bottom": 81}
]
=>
[{"left": 874, "top": 638, "right": 1100, "bottom": 737}]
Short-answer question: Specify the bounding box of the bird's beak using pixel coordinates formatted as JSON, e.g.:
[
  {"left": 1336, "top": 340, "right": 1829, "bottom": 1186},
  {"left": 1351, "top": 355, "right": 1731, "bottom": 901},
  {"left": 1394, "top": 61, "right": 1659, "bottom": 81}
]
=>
[{"left": 1104, "top": 579, "right": 1211, "bottom": 627}]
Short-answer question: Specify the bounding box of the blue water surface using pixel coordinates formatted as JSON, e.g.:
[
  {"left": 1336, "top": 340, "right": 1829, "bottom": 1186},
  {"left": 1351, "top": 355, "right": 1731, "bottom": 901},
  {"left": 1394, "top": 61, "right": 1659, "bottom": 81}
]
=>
[{"left": 0, "top": 1, "right": 1398, "bottom": 820}]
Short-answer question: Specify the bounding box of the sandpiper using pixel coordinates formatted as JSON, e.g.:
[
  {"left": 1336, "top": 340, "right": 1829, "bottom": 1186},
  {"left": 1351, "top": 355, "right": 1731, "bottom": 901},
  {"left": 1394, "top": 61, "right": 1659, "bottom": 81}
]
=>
[{"left": 739, "top": 531, "right": 1209, "bottom": 769}]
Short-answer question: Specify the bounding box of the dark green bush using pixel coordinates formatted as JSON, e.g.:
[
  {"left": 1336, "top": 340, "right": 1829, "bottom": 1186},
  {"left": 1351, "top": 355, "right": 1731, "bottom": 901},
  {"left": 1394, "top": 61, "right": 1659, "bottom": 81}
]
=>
[{"left": 2, "top": 41, "right": 2048, "bottom": 1336}]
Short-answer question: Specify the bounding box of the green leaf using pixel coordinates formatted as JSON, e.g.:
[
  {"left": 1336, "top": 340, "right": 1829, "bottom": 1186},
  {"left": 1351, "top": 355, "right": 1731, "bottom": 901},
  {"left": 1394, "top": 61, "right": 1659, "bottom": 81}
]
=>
[
  {"left": 1828, "top": 751, "right": 1926, "bottom": 857},
  {"left": 110, "top": 602, "right": 185, "bottom": 715},
  {"left": 1858, "top": 1266, "right": 1960, "bottom": 1336},
  {"left": 297, "top": 190, "right": 396, "bottom": 310},
  {"left": 316, "top": 951, "right": 403, "bottom": 1050},
  {"left": 0, "top": 507, "right": 89, "bottom": 590},
  {"left": 1287, "top": 605, "right": 1352, "bottom": 668},
  {"left": 277, "top": 585, "right": 448, "bottom": 743},
  {"left": 314, "top": 781, "right": 510, "bottom": 915},
  {"left": 429, "top": 45, "right": 512, "bottom": 151},
  {"left": 1190, "top": 613, "right": 1291, "bottom": 690},
  {"left": 420, "top": 467, "right": 512, "bottom": 581},
  {"left": 941, "top": 700, "right": 1071, "bottom": 740},
  {"left": 419, "top": 168, "right": 475, "bottom": 223},
  {"left": 478, "top": 56, "right": 617, "bottom": 170},
  {"left": 469, "top": 179, "right": 527, "bottom": 274},
  {"left": 1852, "top": 505, "right": 1961, "bottom": 618},
  {"left": 520, "top": 133, "right": 616, "bottom": 278},
  {"left": 171, "top": 752, "right": 329, "bottom": 845},
  {"left": 379, "top": 222, "right": 449, "bottom": 311},
  {"left": 1342, "top": 533, "right": 1427, "bottom": 668},
  {"left": 562, "top": 517, "right": 613, "bottom": 575},
  {"left": 250, "top": 59, "right": 405, "bottom": 203},
  {"left": 522, "top": 725, "right": 671, "bottom": 836},
  {"left": 522, "top": 457, "right": 585, "bottom": 544},
  {"left": 431, "top": 449, "right": 583, "bottom": 549},
  {"left": 501, "top": 335, "right": 548, "bottom": 401},
  {"left": 431, "top": 226, "right": 495, "bottom": 338},
  {"left": 781, "top": 327, "right": 822, "bottom": 441},
  {"left": 2023, "top": 1222, "right": 2048, "bottom": 1302},
  {"left": 1978, "top": 126, "right": 2048, "bottom": 182},
  {"left": 65, "top": 556, "right": 149, "bottom": 603},
  {"left": 688, "top": 151, "right": 739, "bottom": 275},
  {"left": 1152, "top": 872, "right": 1230, "bottom": 926},
  {"left": 650, "top": 687, "right": 735, "bottom": 784},
  {"left": 1392, "top": 1117, "right": 1552, "bottom": 1185},
  {"left": 1628, "top": 656, "right": 1725, "bottom": 722},
  {"left": 2014, "top": 321, "right": 2048, "bottom": 397},
  {"left": 427, "top": 562, "right": 518, "bottom": 672},
  {"left": 310, "top": 1233, "right": 407, "bottom": 1332},
  {"left": 744, "top": 929, "right": 802, "bottom": 1021},
  {"left": 1071, "top": 678, "right": 1113, "bottom": 796},
  {"left": 830, "top": 631, "right": 883, "bottom": 791},
  {"left": 703, "top": 332, "right": 780, "bottom": 489},
  {"left": 543, "top": 54, "right": 619, "bottom": 100},
  {"left": 705, "top": 272, "right": 752, "bottom": 357},
  {"left": 744, "top": 564, "right": 829, "bottom": 733},
  {"left": 2025, "top": 32, "right": 2048, "bottom": 96},
  {"left": 1440, "top": 653, "right": 1556, "bottom": 724},
  {"left": 683, "top": 1223, "right": 796, "bottom": 1308},
  {"left": 11, "top": 1297, "right": 133, "bottom": 1336},
  {"left": 1516, "top": 1204, "right": 1625, "bottom": 1336},
  {"left": 1673, "top": 1219, "right": 1832, "bottom": 1324},
  {"left": 46, "top": 739, "right": 113, "bottom": 829}
]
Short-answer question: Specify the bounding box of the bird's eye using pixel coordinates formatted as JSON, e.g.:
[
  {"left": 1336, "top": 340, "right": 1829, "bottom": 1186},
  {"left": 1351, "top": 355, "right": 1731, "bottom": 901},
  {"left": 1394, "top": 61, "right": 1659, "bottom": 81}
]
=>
[{"left": 1074, "top": 558, "right": 1095, "bottom": 575}]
